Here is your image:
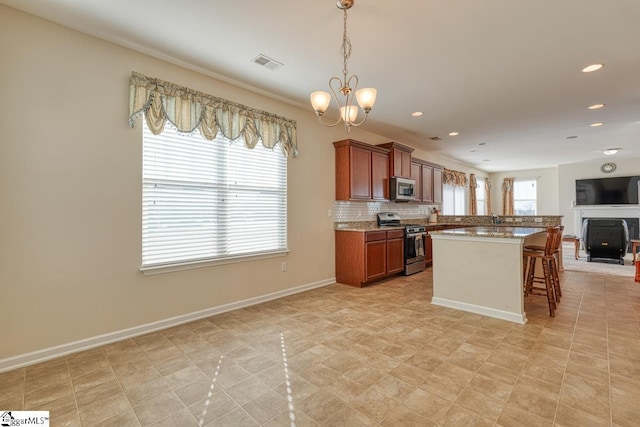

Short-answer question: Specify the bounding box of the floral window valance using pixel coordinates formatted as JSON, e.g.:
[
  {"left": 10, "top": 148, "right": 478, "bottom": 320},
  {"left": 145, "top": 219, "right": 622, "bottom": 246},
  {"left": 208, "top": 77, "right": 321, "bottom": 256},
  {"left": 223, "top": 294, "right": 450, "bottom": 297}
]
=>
[
  {"left": 128, "top": 71, "right": 298, "bottom": 157},
  {"left": 443, "top": 168, "right": 468, "bottom": 187}
]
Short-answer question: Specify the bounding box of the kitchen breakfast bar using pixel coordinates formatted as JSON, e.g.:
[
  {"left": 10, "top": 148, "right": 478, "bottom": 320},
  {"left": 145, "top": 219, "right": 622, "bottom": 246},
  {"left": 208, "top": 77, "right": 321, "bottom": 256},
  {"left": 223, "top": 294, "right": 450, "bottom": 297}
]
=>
[{"left": 430, "top": 226, "right": 547, "bottom": 324}]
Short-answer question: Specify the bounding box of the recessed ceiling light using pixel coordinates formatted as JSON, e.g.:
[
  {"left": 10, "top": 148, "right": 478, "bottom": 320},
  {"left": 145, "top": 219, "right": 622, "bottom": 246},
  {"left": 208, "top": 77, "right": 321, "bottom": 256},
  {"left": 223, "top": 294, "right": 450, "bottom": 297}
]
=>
[
  {"left": 478, "top": 142, "right": 486, "bottom": 146},
  {"left": 590, "top": 122, "right": 604, "bottom": 127},
  {"left": 470, "top": 149, "right": 479, "bottom": 152},
  {"left": 588, "top": 103, "right": 605, "bottom": 110},
  {"left": 566, "top": 135, "right": 578, "bottom": 139},
  {"left": 603, "top": 148, "right": 620, "bottom": 155},
  {"left": 412, "top": 112, "right": 423, "bottom": 117},
  {"left": 448, "top": 132, "right": 459, "bottom": 136},
  {"left": 482, "top": 159, "right": 490, "bottom": 162},
  {"left": 582, "top": 63, "right": 604, "bottom": 73}
]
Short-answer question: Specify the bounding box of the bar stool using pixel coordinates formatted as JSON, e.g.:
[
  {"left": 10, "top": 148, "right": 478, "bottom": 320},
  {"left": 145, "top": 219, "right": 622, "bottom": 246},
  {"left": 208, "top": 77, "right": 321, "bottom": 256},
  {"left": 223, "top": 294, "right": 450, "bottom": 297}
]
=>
[
  {"left": 525, "top": 225, "right": 563, "bottom": 301},
  {"left": 523, "top": 226, "right": 562, "bottom": 317},
  {"left": 631, "top": 239, "right": 640, "bottom": 264}
]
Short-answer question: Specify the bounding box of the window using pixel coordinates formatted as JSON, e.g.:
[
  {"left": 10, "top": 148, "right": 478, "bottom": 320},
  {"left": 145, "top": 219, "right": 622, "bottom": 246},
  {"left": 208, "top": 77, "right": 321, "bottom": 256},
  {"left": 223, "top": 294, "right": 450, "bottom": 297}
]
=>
[
  {"left": 142, "top": 119, "right": 287, "bottom": 270},
  {"left": 476, "top": 177, "right": 486, "bottom": 215},
  {"left": 443, "top": 184, "right": 466, "bottom": 215},
  {"left": 513, "top": 179, "right": 537, "bottom": 215}
]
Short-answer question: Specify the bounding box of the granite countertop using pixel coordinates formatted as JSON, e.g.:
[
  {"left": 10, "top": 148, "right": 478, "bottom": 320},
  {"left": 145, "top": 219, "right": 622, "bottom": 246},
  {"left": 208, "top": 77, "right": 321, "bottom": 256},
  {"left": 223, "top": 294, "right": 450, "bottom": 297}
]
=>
[
  {"left": 334, "top": 221, "right": 551, "bottom": 233},
  {"left": 334, "top": 223, "right": 406, "bottom": 232},
  {"left": 430, "top": 226, "right": 547, "bottom": 239}
]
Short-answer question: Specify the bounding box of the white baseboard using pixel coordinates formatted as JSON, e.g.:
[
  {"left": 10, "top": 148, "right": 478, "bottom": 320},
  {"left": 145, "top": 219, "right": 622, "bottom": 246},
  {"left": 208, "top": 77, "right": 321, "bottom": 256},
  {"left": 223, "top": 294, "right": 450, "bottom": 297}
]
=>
[
  {"left": 0, "top": 277, "right": 336, "bottom": 373},
  {"left": 431, "top": 297, "right": 527, "bottom": 325}
]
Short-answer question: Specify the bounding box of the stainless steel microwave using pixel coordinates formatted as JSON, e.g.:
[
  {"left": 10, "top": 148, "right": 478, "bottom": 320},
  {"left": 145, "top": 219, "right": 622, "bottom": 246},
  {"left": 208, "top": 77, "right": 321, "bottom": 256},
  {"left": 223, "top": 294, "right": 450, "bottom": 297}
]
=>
[{"left": 390, "top": 177, "right": 416, "bottom": 201}]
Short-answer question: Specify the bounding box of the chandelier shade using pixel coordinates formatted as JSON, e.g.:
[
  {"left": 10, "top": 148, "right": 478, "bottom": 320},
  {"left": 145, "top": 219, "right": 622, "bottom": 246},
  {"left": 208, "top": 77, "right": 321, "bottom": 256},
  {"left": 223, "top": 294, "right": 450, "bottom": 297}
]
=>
[{"left": 310, "top": 0, "right": 377, "bottom": 132}]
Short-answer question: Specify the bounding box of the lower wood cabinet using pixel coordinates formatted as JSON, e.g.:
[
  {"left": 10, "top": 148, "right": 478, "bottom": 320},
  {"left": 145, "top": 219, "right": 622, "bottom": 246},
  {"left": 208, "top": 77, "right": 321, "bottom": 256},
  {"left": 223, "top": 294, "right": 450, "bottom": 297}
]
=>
[{"left": 336, "top": 229, "right": 405, "bottom": 287}]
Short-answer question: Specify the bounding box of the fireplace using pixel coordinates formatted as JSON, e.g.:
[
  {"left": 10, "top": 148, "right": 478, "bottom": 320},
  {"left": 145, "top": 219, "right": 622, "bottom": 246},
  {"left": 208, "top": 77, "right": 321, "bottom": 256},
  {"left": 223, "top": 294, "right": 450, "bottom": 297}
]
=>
[{"left": 574, "top": 206, "right": 640, "bottom": 251}]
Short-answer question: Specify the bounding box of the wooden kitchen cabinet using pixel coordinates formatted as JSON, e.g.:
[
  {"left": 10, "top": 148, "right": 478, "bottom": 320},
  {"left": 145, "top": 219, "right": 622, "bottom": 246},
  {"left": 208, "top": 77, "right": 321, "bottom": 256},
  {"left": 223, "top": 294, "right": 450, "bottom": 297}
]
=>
[
  {"left": 424, "top": 225, "right": 444, "bottom": 267},
  {"left": 433, "top": 167, "right": 443, "bottom": 203},
  {"left": 386, "top": 230, "right": 405, "bottom": 274},
  {"left": 334, "top": 139, "right": 389, "bottom": 201},
  {"left": 371, "top": 151, "right": 389, "bottom": 200},
  {"left": 410, "top": 159, "right": 443, "bottom": 204},
  {"left": 336, "top": 229, "right": 405, "bottom": 287},
  {"left": 377, "top": 142, "right": 414, "bottom": 178},
  {"left": 365, "top": 231, "right": 387, "bottom": 282},
  {"left": 410, "top": 161, "right": 423, "bottom": 202},
  {"left": 422, "top": 163, "right": 434, "bottom": 203}
]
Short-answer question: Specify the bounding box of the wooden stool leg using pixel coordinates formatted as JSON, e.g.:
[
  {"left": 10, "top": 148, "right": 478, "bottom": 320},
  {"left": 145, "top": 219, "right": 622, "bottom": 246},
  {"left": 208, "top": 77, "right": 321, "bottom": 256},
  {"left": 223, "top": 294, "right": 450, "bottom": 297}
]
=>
[
  {"left": 550, "top": 257, "right": 561, "bottom": 300},
  {"left": 542, "top": 259, "right": 555, "bottom": 317}
]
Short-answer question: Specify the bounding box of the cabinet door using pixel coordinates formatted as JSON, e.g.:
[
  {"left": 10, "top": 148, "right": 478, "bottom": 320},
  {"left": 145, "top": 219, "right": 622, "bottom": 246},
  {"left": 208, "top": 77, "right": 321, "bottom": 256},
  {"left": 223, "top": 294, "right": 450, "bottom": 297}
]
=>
[
  {"left": 365, "top": 240, "right": 387, "bottom": 282},
  {"left": 433, "top": 168, "right": 443, "bottom": 203},
  {"left": 400, "top": 151, "right": 412, "bottom": 178},
  {"left": 371, "top": 151, "right": 389, "bottom": 200},
  {"left": 386, "top": 237, "right": 405, "bottom": 274},
  {"left": 350, "top": 146, "right": 372, "bottom": 200},
  {"left": 411, "top": 161, "right": 422, "bottom": 202},
  {"left": 424, "top": 234, "right": 433, "bottom": 267},
  {"left": 422, "top": 165, "right": 434, "bottom": 203}
]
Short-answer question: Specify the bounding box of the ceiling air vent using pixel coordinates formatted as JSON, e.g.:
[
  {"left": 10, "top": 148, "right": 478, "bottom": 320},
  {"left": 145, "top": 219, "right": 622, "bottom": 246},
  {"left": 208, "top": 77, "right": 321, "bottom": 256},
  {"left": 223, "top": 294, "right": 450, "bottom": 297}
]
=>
[
  {"left": 430, "top": 136, "right": 442, "bottom": 141},
  {"left": 252, "top": 54, "right": 283, "bottom": 70}
]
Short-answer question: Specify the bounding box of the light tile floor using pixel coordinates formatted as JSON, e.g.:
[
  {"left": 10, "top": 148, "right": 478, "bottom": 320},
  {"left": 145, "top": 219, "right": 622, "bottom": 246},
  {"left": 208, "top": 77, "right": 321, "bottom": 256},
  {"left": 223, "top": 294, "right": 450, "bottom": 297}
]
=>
[{"left": 2, "top": 267, "right": 640, "bottom": 426}]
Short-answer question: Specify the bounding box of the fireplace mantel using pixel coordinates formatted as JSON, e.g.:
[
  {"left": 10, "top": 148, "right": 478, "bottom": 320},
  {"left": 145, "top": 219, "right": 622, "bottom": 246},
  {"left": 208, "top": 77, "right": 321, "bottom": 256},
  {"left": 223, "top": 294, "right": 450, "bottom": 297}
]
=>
[{"left": 573, "top": 205, "right": 640, "bottom": 237}]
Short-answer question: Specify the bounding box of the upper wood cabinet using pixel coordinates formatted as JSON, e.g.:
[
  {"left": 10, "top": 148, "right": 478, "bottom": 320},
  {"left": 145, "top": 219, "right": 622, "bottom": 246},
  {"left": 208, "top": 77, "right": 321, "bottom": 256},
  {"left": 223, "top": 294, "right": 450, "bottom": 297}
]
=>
[
  {"left": 371, "top": 151, "right": 389, "bottom": 200},
  {"left": 410, "top": 161, "right": 423, "bottom": 202},
  {"left": 411, "top": 159, "right": 443, "bottom": 203},
  {"left": 334, "top": 139, "right": 390, "bottom": 201},
  {"left": 377, "top": 142, "right": 414, "bottom": 179},
  {"left": 334, "top": 138, "right": 442, "bottom": 203},
  {"left": 433, "top": 166, "right": 443, "bottom": 203}
]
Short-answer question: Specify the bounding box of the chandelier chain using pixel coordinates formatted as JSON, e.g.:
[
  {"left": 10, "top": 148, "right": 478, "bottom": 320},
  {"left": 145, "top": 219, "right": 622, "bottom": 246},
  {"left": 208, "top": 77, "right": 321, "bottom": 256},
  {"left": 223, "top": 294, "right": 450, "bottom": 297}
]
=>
[{"left": 342, "top": 8, "right": 352, "bottom": 80}]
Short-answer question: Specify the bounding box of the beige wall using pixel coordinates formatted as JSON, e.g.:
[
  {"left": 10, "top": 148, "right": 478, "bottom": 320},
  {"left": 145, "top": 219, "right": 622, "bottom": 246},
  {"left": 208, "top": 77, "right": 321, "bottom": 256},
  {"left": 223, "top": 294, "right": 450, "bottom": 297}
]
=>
[{"left": 489, "top": 167, "right": 560, "bottom": 216}]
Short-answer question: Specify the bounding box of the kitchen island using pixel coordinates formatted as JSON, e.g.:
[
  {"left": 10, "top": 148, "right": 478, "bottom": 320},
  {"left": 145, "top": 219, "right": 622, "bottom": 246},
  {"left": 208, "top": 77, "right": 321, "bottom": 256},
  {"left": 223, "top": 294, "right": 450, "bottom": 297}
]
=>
[{"left": 430, "top": 226, "right": 547, "bottom": 324}]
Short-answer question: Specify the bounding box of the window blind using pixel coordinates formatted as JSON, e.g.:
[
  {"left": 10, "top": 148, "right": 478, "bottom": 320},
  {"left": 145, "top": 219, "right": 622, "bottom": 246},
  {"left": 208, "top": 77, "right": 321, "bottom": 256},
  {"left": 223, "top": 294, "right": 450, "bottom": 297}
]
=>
[
  {"left": 142, "top": 118, "right": 287, "bottom": 269},
  {"left": 443, "top": 184, "right": 467, "bottom": 215}
]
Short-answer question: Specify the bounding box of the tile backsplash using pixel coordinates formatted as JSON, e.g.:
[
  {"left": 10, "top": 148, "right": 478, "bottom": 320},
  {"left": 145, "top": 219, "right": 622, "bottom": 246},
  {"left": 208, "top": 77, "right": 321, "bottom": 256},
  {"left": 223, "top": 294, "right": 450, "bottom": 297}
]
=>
[{"left": 333, "top": 201, "right": 438, "bottom": 222}]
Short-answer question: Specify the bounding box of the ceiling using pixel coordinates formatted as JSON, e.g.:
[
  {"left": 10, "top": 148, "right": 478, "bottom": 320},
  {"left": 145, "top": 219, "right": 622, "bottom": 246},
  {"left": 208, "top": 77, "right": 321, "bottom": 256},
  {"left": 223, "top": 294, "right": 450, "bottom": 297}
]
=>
[{"left": 3, "top": 0, "right": 640, "bottom": 172}]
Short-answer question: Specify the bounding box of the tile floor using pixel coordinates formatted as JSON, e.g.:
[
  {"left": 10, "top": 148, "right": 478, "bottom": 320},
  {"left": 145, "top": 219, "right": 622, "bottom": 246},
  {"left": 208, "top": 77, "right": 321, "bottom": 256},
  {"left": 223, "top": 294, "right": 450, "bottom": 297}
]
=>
[{"left": 1, "top": 267, "right": 640, "bottom": 426}]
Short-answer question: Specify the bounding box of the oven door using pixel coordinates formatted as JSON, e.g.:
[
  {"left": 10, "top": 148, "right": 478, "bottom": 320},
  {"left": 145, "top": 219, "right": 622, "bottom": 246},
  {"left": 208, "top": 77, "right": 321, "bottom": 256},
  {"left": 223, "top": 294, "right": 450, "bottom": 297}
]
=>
[{"left": 405, "top": 231, "right": 426, "bottom": 264}]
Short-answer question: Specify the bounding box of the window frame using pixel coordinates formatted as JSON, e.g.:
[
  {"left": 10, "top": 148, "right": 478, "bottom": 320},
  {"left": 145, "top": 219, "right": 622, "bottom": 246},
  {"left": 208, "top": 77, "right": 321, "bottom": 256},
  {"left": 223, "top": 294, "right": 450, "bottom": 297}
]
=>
[
  {"left": 513, "top": 178, "right": 538, "bottom": 215},
  {"left": 140, "top": 120, "right": 288, "bottom": 275}
]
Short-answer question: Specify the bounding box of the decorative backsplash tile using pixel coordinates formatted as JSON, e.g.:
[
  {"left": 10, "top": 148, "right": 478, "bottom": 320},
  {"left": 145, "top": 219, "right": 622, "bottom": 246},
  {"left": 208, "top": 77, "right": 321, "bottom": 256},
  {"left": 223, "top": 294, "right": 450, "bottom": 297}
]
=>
[{"left": 333, "top": 201, "right": 438, "bottom": 222}]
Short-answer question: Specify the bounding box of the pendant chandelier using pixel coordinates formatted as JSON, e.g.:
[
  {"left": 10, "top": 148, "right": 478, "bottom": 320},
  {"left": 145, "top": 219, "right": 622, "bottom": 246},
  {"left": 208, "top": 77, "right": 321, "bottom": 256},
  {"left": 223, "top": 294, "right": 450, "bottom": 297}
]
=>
[{"left": 310, "top": 0, "right": 377, "bottom": 132}]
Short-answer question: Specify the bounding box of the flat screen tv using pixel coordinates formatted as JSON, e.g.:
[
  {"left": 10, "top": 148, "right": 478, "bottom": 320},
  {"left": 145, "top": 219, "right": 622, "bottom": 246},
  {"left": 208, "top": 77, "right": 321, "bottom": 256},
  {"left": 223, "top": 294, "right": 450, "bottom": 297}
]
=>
[{"left": 575, "top": 175, "right": 640, "bottom": 206}]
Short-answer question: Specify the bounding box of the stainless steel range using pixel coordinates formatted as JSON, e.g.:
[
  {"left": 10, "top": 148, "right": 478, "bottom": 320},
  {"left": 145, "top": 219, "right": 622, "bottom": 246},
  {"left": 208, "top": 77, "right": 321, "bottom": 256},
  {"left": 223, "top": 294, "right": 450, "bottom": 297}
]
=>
[{"left": 377, "top": 212, "right": 427, "bottom": 275}]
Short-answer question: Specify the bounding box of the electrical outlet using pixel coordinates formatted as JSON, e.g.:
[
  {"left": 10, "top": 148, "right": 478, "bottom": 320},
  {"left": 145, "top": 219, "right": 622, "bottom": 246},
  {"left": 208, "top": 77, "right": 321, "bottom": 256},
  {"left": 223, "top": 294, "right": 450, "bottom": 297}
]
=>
[
  {"left": 505, "top": 217, "right": 514, "bottom": 222},
  {"left": 327, "top": 209, "right": 332, "bottom": 218},
  {"left": 515, "top": 217, "right": 523, "bottom": 222},
  {"left": 534, "top": 217, "right": 543, "bottom": 223},
  {"left": 455, "top": 217, "right": 462, "bottom": 222},
  {"left": 281, "top": 262, "right": 287, "bottom": 272}
]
